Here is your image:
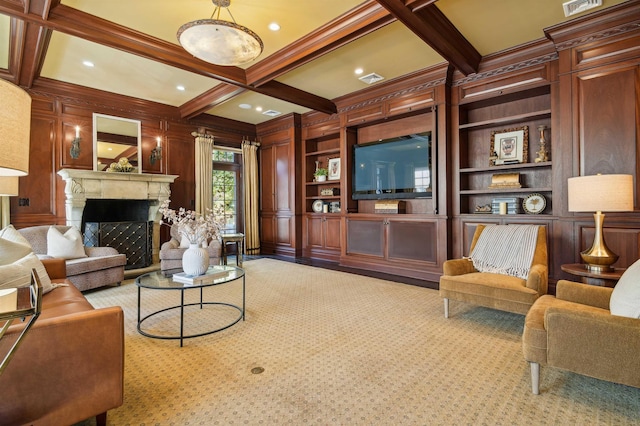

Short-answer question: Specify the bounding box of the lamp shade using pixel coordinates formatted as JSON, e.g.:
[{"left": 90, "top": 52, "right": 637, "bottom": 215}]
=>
[
  {"left": 568, "top": 174, "right": 634, "bottom": 212},
  {"left": 0, "top": 177, "right": 19, "bottom": 196},
  {"left": 0, "top": 79, "right": 31, "bottom": 176},
  {"left": 177, "top": 19, "right": 263, "bottom": 66}
]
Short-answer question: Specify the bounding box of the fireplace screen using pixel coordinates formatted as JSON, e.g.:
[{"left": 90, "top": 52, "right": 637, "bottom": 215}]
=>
[{"left": 85, "top": 221, "right": 152, "bottom": 270}]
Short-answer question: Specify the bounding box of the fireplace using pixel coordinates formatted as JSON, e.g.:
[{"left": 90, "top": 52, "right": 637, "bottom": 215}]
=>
[
  {"left": 57, "top": 169, "right": 178, "bottom": 266},
  {"left": 82, "top": 199, "right": 152, "bottom": 269}
]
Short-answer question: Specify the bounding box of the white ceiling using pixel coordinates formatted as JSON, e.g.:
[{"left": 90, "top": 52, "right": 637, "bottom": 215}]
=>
[{"left": 1, "top": 0, "right": 629, "bottom": 124}]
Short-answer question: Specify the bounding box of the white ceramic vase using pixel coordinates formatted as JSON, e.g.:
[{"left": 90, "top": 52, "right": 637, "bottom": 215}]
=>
[
  {"left": 316, "top": 175, "right": 326, "bottom": 182},
  {"left": 182, "top": 243, "right": 209, "bottom": 276}
]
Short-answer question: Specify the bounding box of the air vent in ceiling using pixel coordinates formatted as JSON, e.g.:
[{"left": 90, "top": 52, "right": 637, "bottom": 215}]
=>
[
  {"left": 562, "top": 0, "right": 601, "bottom": 17},
  {"left": 262, "top": 109, "right": 282, "bottom": 117},
  {"left": 358, "top": 73, "right": 384, "bottom": 85}
]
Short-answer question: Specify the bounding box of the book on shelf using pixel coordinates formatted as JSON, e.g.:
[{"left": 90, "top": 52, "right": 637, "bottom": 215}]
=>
[{"left": 172, "top": 266, "right": 230, "bottom": 285}]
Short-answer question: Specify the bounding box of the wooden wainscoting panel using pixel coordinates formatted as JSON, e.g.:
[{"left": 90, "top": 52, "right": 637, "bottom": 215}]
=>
[{"left": 576, "top": 67, "right": 637, "bottom": 178}]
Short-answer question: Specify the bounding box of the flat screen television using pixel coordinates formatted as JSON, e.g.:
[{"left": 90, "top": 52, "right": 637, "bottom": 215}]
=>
[{"left": 352, "top": 132, "right": 432, "bottom": 200}]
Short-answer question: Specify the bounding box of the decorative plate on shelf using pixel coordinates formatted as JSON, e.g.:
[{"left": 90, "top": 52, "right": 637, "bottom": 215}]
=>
[
  {"left": 523, "top": 193, "right": 546, "bottom": 214},
  {"left": 312, "top": 200, "right": 324, "bottom": 213}
]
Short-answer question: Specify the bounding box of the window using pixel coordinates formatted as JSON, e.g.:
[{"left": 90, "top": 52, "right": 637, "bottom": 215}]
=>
[
  {"left": 414, "top": 167, "right": 431, "bottom": 192},
  {"left": 212, "top": 149, "right": 243, "bottom": 234}
]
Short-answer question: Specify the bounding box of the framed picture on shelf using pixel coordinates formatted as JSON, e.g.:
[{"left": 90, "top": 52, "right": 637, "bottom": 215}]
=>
[
  {"left": 490, "top": 126, "right": 528, "bottom": 166},
  {"left": 328, "top": 158, "right": 340, "bottom": 180}
]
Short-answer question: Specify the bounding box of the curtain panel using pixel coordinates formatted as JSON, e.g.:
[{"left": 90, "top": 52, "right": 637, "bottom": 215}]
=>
[
  {"left": 195, "top": 135, "right": 214, "bottom": 214},
  {"left": 242, "top": 142, "right": 260, "bottom": 255}
]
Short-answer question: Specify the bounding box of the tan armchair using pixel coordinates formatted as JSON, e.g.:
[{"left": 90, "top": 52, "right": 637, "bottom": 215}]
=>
[
  {"left": 523, "top": 280, "right": 640, "bottom": 394},
  {"left": 159, "top": 225, "right": 222, "bottom": 271},
  {"left": 439, "top": 224, "right": 548, "bottom": 317}
]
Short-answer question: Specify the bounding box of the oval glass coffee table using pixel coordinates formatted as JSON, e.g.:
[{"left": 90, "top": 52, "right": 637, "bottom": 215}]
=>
[{"left": 136, "top": 265, "right": 245, "bottom": 347}]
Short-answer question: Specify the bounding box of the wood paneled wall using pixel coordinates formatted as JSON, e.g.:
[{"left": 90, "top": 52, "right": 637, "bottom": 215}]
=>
[{"left": 10, "top": 79, "right": 254, "bottom": 230}]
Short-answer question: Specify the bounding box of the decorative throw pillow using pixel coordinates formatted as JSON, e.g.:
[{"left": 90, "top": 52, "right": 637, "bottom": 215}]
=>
[
  {"left": 179, "top": 234, "right": 191, "bottom": 248},
  {"left": 0, "top": 237, "right": 33, "bottom": 265},
  {"left": 179, "top": 234, "right": 207, "bottom": 248},
  {"left": 0, "top": 264, "right": 32, "bottom": 289},
  {"left": 0, "top": 224, "right": 32, "bottom": 249},
  {"left": 13, "top": 252, "right": 55, "bottom": 294},
  {"left": 47, "top": 226, "right": 87, "bottom": 260},
  {"left": 610, "top": 258, "right": 640, "bottom": 318}
]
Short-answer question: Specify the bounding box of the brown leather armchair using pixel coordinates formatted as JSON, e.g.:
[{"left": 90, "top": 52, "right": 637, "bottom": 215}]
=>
[
  {"left": 439, "top": 224, "right": 548, "bottom": 317},
  {"left": 523, "top": 280, "right": 640, "bottom": 394}
]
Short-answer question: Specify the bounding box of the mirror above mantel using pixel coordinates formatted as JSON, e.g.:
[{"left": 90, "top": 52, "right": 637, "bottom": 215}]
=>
[{"left": 93, "top": 113, "right": 142, "bottom": 172}]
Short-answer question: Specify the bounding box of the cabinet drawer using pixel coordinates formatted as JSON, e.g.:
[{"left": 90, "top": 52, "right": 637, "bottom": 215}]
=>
[
  {"left": 386, "top": 90, "right": 434, "bottom": 116},
  {"left": 344, "top": 105, "right": 384, "bottom": 125}
]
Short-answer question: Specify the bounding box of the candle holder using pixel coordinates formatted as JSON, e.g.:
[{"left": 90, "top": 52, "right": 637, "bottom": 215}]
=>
[{"left": 534, "top": 125, "right": 549, "bottom": 163}]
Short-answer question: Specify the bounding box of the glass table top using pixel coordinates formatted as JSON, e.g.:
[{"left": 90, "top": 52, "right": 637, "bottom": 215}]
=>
[{"left": 136, "top": 265, "right": 244, "bottom": 290}]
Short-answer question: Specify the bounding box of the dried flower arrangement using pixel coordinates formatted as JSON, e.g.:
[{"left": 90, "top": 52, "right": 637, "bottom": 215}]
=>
[{"left": 158, "top": 199, "right": 223, "bottom": 245}]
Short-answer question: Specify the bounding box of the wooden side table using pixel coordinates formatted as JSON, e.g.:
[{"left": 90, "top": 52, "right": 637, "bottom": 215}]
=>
[
  {"left": 221, "top": 233, "right": 245, "bottom": 267},
  {"left": 560, "top": 263, "right": 625, "bottom": 288}
]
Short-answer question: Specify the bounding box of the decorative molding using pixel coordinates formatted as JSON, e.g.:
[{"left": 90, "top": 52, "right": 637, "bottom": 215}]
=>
[
  {"left": 301, "top": 114, "right": 340, "bottom": 128},
  {"left": 453, "top": 53, "right": 558, "bottom": 87},
  {"left": 553, "top": 22, "right": 640, "bottom": 51},
  {"left": 338, "top": 78, "right": 444, "bottom": 114}
]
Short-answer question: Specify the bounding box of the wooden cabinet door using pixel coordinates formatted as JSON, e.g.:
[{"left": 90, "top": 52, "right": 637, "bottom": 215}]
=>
[
  {"left": 387, "top": 219, "right": 438, "bottom": 262},
  {"left": 574, "top": 65, "right": 639, "bottom": 180},
  {"left": 346, "top": 217, "right": 385, "bottom": 258},
  {"left": 306, "top": 216, "right": 324, "bottom": 248},
  {"left": 259, "top": 145, "right": 275, "bottom": 213},
  {"left": 324, "top": 216, "right": 342, "bottom": 251},
  {"left": 274, "top": 143, "right": 291, "bottom": 213},
  {"left": 260, "top": 215, "right": 275, "bottom": 245}
]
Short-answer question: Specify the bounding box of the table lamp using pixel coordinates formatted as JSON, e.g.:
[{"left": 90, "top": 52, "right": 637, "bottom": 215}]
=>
[
  {"left": 568, "top": 174, "right": 634, "bottom": 272},
  {"left": 0, "top": 177, "right": 19, "bottom": 196}
]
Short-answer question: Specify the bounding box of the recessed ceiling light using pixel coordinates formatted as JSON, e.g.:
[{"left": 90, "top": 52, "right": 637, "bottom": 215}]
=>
[
  {"left": 239, "top": 103, "right": 252, "bottom": 109},
  {"left": 355, "top": 68, "right": 364, "bottom": 75},
  {"left": 255, "top": 106, "right": 263, "bottom": 112},
  {"left": 268, "top": 22, "right": 280, "bottom": 31},
  {"left": 176, "top": 85, "right": 185, "bottom": 91},
  {"left": 82, "top": 60, "right": 94, "bottom": 67}
]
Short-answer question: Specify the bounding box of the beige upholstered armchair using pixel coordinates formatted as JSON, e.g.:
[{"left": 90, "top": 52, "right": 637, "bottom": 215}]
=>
[
  {"left": 439, "top": 224, "right": 548, "bottom": 317},
  {"left": 523, "top": 279, "right": 640, "bottom": 394},
  {"left": 159, "top": 225, "right": 222, "bottom": 271}
]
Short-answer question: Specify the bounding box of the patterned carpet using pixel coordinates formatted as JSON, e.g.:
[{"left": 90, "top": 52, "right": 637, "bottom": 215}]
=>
[{"left": 82, "top": 258, "right": 640, "bottom": 425}]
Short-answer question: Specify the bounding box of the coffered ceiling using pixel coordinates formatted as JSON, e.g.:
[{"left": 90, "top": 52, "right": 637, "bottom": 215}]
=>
[{"left": 0, "top": 0, "right": 628, "bottom": 125}]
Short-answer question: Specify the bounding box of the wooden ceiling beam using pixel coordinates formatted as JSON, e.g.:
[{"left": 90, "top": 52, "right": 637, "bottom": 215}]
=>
[
  {"left": 5, "top": 0, "right": 58, "bottom": 87},
  {"left": 246, "top": 0, "right": 394, "bottom": 87},
  {"left": 374, "top": 0, "right": 480, "bottom": 76},
  {"left": 254, "top": 80, "right": 337, "bottom": 114},
  {"left": 180, "top": 85, "right": 247, "bottom": 120}
]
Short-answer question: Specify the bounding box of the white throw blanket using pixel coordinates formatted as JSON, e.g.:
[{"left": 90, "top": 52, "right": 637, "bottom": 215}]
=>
[{"left": 469, "top": 225, "right": 539, "bottom": 279}]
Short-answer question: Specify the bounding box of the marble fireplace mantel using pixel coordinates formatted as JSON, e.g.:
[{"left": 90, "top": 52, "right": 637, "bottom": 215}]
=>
[{"left": 57, "top": 169, "right": 178, "bottom": 262}]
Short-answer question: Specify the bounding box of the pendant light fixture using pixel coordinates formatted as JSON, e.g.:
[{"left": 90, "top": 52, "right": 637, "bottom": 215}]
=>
[{"left": 177, "top": 0, "right": 263, "bottom": 66}]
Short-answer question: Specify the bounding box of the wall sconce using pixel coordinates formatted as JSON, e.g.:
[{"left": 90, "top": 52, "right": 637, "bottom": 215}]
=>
[
  {"left": 150, "top": 137, "right": 162, "bottom": 165},
  {"left": 70, "top": 126, "right": 81, "bottom": 159}
]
